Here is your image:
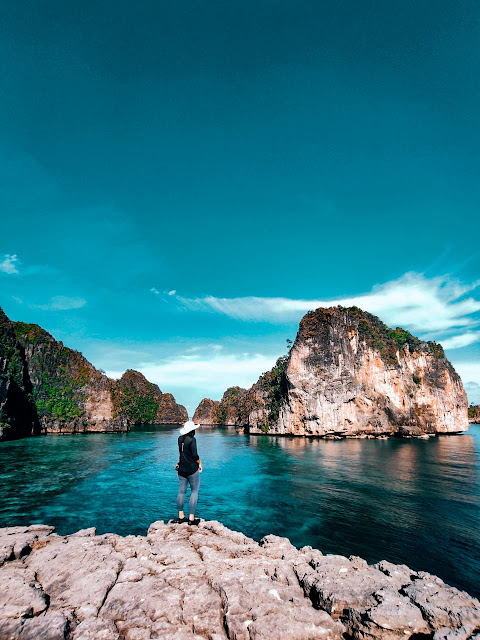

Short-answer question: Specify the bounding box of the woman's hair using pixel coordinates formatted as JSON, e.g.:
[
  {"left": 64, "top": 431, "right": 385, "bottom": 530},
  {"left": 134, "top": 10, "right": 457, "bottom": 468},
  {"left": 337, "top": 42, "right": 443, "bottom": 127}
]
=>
[{"left": 188, "top": 430, "right": 196, "bottom": 437}]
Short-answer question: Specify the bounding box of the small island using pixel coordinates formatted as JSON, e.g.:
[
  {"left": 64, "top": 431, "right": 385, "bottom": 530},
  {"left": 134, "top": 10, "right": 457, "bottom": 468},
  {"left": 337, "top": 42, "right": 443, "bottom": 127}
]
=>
[{"left": 194, "top": 306, "right": 469, "bottom": 438}]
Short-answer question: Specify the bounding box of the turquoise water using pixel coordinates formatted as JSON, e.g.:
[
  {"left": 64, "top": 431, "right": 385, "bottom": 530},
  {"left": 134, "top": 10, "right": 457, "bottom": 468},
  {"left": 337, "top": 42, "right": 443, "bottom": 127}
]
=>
[{"left": 1, "top": 425, "right": 480, "bottom": 598}]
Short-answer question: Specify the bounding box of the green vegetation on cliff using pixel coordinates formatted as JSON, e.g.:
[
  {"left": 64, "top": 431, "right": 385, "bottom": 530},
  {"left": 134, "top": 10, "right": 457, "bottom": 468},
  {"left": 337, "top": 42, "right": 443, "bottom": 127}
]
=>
[
  {"left": 347, "top": 306, "right": 445, "bottom": 363},
  {"left": 217, "top": 386, "right": 247, "bottom": 425},
  {"left": 468, "top": 404, "right": 480, "bottom": 422},
  {"left": 259, "top": 355, "right": 289, "bottom": 432},
  {"left": 13, "top": 322, "right": 51, "bottom": 345},
  {"left": 112, "top": 371, "right": 160, "bottom": 424},
  {"left": 112, "top": 386, "right": 158, "bottom": 424},
  {"left": 301, "top": 306, "right": 445, "bottom": 366},
  {"left": 14, "top": 322, "right": 96, "bottom": 423},
  {"left": 34, "top": 368, "right": 82, "bottom": 421}
]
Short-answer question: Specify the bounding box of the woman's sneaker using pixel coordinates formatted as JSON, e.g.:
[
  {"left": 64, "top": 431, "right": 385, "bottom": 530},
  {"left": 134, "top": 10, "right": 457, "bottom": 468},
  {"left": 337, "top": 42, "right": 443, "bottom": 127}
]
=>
[
  {"left": 188, "top": 518, "right": 200, "bottom": 526},
  {"left": 171, "top": 517, "right": 188, "bottom": 524}
]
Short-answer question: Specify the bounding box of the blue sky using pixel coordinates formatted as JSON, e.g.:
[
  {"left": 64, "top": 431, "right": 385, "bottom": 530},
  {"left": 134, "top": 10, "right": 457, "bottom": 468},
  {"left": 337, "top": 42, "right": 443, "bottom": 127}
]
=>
[{"left": 1, "top": 1, "right": 479, "bottom": 414}]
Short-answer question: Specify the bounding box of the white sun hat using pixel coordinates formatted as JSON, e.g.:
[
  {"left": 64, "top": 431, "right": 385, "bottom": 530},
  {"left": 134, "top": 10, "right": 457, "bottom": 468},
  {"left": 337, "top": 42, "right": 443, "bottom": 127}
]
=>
[{"left": 179, "top": 420, "right": 200, "bottom": 435}]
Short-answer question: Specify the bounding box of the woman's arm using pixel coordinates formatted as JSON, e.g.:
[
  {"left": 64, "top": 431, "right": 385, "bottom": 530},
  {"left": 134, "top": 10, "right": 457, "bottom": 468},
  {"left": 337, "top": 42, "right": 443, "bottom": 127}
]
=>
[{"left": 191, "top": 438, "right": 202, "bottom": 472}]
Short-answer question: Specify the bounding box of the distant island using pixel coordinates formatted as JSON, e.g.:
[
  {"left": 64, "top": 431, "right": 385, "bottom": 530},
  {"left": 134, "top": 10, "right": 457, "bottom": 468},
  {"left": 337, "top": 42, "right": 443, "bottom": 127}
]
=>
[
  {"left": 193, "top": 306, "right": 469, "bottom": 438},
  {"left": 1, "top": 304, "right": 469, "bottom": 441},
  {"left": 469, "top": 404, "right": 480, "bottom": 424},
  {"left": 0, "top": 307, "right": 187, "bottom": 441}
]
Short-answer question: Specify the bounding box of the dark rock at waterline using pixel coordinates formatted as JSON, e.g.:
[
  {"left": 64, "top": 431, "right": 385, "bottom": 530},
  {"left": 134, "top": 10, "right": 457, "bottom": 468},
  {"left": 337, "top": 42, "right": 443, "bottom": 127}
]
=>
[
  {"left": 0, "top": 521, "right": 479, "bottom": 639},
  {"left": 0, "top": 308, "right": 40, "bottom": 441}
]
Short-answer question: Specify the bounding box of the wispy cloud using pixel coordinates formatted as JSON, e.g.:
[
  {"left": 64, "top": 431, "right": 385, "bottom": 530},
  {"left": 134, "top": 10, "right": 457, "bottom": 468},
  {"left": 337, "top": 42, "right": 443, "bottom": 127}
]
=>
[
  {"left": 176, "top": 272, "right": 480, "bottom": 337},
  {"left": 0, "top": 253, "right": 20, "bottom": 274},
  {"left": 151, "top": 287, "right": 176, "bottom": 297},
  {"left": 442, "top": 332, "right": 480, "bottom": 350},
  {"left": 37, "top": 296, "right": 87, "bottom": 311}
]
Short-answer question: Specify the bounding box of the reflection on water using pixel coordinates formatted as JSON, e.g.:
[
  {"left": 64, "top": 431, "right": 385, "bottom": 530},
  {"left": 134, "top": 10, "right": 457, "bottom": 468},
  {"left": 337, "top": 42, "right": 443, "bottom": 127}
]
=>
[{"left": 1, "top": 424, "right": 479, "bottom": 598}]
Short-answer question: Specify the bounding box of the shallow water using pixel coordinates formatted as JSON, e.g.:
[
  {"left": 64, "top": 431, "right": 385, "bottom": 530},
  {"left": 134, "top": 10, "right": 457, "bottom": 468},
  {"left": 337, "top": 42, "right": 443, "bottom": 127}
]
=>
[{"left": 1, "top": 425, "right": 479, "bottom": 598}]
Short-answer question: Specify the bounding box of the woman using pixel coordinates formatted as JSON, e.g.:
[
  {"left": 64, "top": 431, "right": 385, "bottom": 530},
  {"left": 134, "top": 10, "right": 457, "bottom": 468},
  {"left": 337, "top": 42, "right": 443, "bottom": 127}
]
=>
[{"left": 173, "top": 420, "right": 203, "bottom": 525}]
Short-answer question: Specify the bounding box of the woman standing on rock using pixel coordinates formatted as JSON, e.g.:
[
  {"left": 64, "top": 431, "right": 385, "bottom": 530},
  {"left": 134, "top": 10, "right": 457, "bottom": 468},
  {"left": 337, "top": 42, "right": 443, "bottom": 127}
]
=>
[{"left": 173, "top": 420, "right": 202, "bottom": 525}]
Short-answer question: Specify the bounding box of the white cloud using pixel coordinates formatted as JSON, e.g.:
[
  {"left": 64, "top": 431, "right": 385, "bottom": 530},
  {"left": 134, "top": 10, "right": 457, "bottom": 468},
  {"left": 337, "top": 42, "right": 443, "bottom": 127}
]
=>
[
  {"left": 442, "top": 332, "right": 480, "bottom": 350},
  {"left": 150, "top": 287, "right": 160, "bottom": 295},
  {"left": 105, "top": 351, "right": 276, "bottom": 398},
  {"left": 0, "top": 254, "right": 20, "bottom": 274},
  {"left": 176, "top": 272, "right": 480, "bottom": 336},
  {"left": 168, "top": 289, "right": 176, "bottom": 296},
  {"left": 37, "top": 296, "right": 87, "bottom": 311}
]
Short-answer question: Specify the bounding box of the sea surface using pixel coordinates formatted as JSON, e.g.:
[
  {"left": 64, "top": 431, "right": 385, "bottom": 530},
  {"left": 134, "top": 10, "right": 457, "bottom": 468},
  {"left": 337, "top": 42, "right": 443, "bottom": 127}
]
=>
[{"left": 1, "top": 424, "right": 479, "bottom": 598}]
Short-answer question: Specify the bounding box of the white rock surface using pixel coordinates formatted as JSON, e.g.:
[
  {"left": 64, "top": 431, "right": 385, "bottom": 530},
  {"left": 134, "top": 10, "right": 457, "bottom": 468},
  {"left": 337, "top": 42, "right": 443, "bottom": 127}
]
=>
[{"left": 0, "top": 521, "right": 479, "bottom": 640}]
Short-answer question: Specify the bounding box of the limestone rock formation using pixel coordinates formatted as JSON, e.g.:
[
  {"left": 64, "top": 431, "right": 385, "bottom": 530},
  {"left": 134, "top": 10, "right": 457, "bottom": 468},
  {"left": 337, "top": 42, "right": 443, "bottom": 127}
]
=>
[
  {"left": 193, "top": 387, "right": 255, "bottom": 427},
  {"left": 0, "top": 309, "right": 39, "bottom": 441},
  {"left": 14, "top": 321, "right": 128, "bottom": 435},
  {"left": 113, "top": 369, "right": 188, "bottom": 425},
  {"left": 0, "top": 521, "right": 479, "bottom": 640},
  {"left": 155, "top": 392, "right": 188, "bottom": 424},
  {"left": 217, "top": 386, "right": 252, "bottom": 425},
  {"left": 0, "top": 306, "right": 187, "bottom": 439},
  {"left": 209, "top": 306, "right": 469, "bottom": 437},
  {"left": 193, "top": 397, "right": 220, "bottom": 425}
]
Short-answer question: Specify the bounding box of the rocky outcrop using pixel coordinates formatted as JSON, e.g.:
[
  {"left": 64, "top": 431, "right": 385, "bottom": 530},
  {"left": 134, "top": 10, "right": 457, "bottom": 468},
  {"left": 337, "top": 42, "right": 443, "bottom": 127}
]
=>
[
  {"left": 0, "top": 521, "right": 479, "bottom": 640},
  {"left": 0, "top": 310, "right": 40, "bottom": 441},
  {"left": 193, "top": 398, "right": 220, "bottom": 425},
  {"left": 13, "top": 321, "right": 128, "bottom": 435},
  {"left": 0, "top": 307, "right": 187, "bottom": 439},
  {"left": 113, "top": 370, "right": 188, "bottom": 425},
  {"left": 203, "top": 306, "right": 469, "bottom": 437},
  {"left": 193, "top": 389, "right": 255, "bottom": 426},
  {"left": 155, "top": 393, "right": 188, "bottom": 424},
  {"left": 468, "top": 405, "right": 480, "bottom": 424},
  {"left": 217, "top": 387, "right": 253, "bottom": 426}
]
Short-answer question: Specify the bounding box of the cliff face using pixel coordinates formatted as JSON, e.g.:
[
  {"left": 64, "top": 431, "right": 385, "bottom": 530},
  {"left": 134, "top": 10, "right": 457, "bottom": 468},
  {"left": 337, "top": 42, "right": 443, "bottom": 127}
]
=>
[
  {"left": 201, "top": 306, "right": 468, "bottom": 437},
  {"left": 155, "top": 392, "right": 188, "bottom": 424},
  {"left": 14, "top": 321, "right": 128, "bottom": 435},
  {"left": 217, "top": 387, "right": 253, "bottom": 425},
  {"left": 0, "top": 307, "right": 187, "bottom": 439},
  {"left": 251, "top": 307, "right": 468, "bottom": 436},
  {"left": 193, "top": 387, "right": 255, "bottom": 426},
  {"left": 0, "top": 310, "right": 39, "bottom": 440},
  {"left": 193, "top": 397, "right": 220, "bottom": 425},
  {"left": 112, "top": 369, "right": 188, "bottom": 425}
]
